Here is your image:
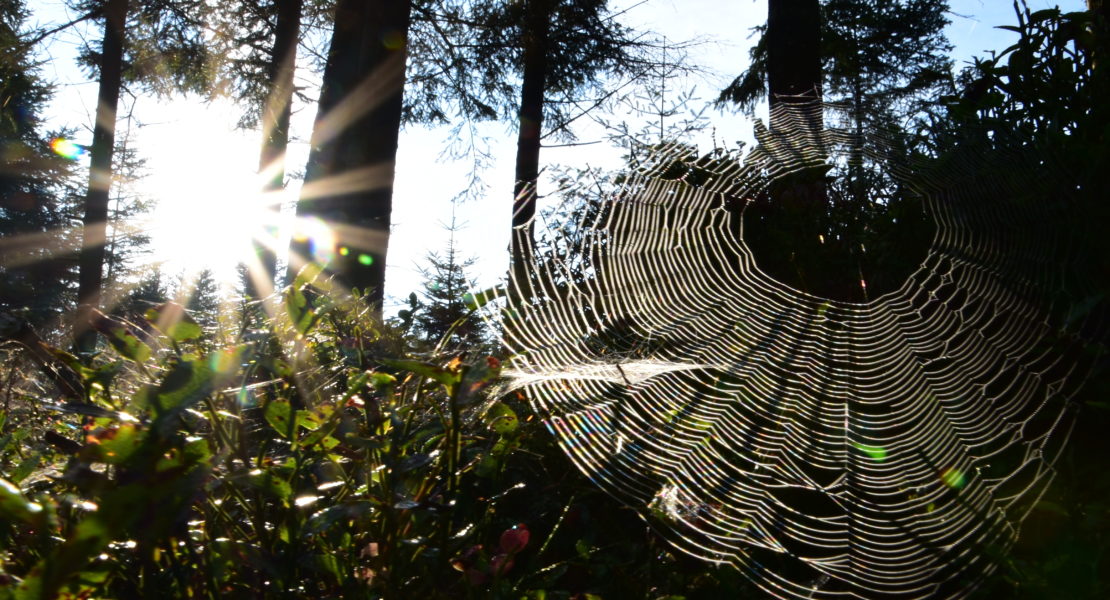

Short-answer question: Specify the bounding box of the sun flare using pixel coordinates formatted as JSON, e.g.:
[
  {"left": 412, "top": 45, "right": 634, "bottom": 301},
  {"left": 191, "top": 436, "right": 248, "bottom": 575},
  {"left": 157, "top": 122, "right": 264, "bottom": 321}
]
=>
[{"left": 138, "top": 113, "right": 291, "bottom": 285}]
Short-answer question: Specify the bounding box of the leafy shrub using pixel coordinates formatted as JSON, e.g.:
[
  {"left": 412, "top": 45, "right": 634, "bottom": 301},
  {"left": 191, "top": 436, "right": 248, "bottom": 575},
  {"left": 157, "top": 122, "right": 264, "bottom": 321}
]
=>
[{"left": 0, "top": 268, "right": 754, "bottom": 600}]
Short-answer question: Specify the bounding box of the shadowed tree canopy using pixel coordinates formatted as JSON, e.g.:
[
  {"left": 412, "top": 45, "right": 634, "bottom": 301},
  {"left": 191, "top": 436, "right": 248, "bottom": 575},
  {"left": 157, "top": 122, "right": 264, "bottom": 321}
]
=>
[
  {"left": 0, "top": 0, "right": 80, "bottom": 329},
  {"left": 425, "top": 0, "right": 653, "bottom": 301},
  {"left": 719, "top": 0, "right": 949, "bottom": 302},
  {"left": 211, "top": 0, "right": 316, "bottom": 295}
]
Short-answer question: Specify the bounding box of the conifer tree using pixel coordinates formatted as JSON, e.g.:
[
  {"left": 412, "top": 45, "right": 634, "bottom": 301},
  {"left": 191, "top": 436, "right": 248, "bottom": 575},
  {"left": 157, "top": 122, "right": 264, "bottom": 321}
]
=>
[
  {"left": 184, "top": 269, "right": 221, "bottom": 332},
  {"left": 0, "top": 0, "right": 81, "bottom": 329},
  {"left": 292, "top": 0, "right": 412, "bottom": 317},
  {"left": 212, "top": 0, "right": 313, "bottom": 293},
  {"left": 414, "top": 232, "right": 488, "bottom": 353},
  {"left": 718, "top": 0, "right": 950, "bottom": 302},
  {"left": 111, "top": 270, "right": 168, "bottom": 322}
]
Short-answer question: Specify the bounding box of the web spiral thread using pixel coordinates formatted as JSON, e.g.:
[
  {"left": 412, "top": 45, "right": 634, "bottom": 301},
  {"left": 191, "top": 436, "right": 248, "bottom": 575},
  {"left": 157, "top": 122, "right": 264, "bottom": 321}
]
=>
[{"left": 495, "top": 103, "right": 1106, "bottom": 599}]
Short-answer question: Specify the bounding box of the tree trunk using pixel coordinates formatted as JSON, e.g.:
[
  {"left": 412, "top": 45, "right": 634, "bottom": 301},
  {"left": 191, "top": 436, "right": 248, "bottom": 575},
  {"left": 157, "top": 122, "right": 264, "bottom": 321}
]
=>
[
  {"left": 745, "top": 0, "right": 840, "bottom": 297},
  {"left": 509, "top": 0, "right": 550, "bottom": 302},
  {"left": 250, "top": 0, "right": 302, "bottom": 297},
  {"left": 75, "top": 0, "right": 128, "bottom": 355},
  {"left": 766, "top": 0, "right": 821, "bottom": 110},
  {"left": 293, "top": 0, "right": 411, "bottom": 316}
]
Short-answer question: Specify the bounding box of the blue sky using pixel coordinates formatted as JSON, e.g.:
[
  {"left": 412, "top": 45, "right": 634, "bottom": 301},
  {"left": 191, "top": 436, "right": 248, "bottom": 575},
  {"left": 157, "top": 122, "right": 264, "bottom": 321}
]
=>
[{"left": 26, "top": 0, "right": 1086, "bottom": 310}]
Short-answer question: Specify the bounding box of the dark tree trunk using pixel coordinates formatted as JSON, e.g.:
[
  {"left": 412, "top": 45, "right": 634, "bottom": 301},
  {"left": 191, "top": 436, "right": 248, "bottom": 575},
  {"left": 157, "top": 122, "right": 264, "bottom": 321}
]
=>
[
  {"left": 75, "top": 0, "right": 128, "bottom": 355},
  {"left": 293, "top": 0, "right": 411, "bottom": 315},
  {"left": 509, "top": 0, "right": 550, "bottom": 301},
  {"left": 766, "top": 0, "right": 822, "bottom": 109},
  {"left": 250, "top": 0, "right": 302, "bottom": 297},
  {"left": 744, "top": 0, "right": 844, "bottom": 298}
]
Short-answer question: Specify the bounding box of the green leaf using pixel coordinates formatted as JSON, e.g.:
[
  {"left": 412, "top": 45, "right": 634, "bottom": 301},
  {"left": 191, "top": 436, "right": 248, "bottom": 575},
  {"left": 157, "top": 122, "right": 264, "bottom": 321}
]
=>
[
  {"left": 10, "top": 452, "right": 42, "bottom": 483},
  {"left": 293, "top": 262, "right": 325, "bottom": 289},
  {"left": 90, "top": 310, "right": 151, "bottom": 363},
  {"left": 90, "top": 424, "right": 143, "bottom": 465},
  {"left": 147, "top": 359, "right": 214, "bottom": 433},
  {"left": 0, "top": 478, "right": 42, "bottom": 523},
  {"left": 246, "top": 469, "right": 293, "bottom": 503},
  {"left": 379, "top": 359, "right": 461, "bottom": 386},
  {"left": 144, "top": 302, "right": 203, "bottom": 342},
  {"left": 370, "top": 372, "right": 397, "bottom": 389},
  {"left": 284, "top": 286, "right": 317, "bottom": 334},
  {"left": 265, "top": 399, "right": 295, "bottom": 438},
  {"left": 484, "top": 402, "right": 519, "bottom": 435}
]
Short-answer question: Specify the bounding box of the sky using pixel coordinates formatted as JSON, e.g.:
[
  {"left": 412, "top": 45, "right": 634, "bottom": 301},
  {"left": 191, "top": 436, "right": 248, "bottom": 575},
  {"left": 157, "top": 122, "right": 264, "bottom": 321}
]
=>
[{"left": 26, "top": 0, "right": 1086, "bottom": 313}]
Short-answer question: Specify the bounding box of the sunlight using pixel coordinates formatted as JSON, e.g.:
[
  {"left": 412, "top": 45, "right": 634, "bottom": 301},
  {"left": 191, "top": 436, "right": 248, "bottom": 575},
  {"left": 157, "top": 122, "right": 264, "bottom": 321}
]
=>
[
  {"left": 138, "top": 107, "right": 288, "bottom": 284},
  {"left": 150, "top": 173, "right": 280, "bottom": 281}
]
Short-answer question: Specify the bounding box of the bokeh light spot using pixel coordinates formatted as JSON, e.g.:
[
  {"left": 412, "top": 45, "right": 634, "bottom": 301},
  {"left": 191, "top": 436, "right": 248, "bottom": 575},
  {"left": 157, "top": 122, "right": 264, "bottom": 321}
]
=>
[
  {"left": 382, "top": 30, "right": 405, "bottom": 50},
  {"left": 852, "top": 441, "right": 887, "bottom": 462},
  {"left": 50, "top": 137, "right": 86, "bottom": 160},
  {"left": 358, "top": 253, "right": 374, "bottom": 266},
  {"left": 292, "top": 217, "right": 337, "bottom": 265},
  {"left": 941, "top": 468, "right": 966, "bottom": 490}
]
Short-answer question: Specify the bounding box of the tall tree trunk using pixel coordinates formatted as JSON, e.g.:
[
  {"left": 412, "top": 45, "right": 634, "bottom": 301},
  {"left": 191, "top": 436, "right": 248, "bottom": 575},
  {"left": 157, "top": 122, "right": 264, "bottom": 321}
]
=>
[
  {"left": 766, "top": 0, "right": 821, "bottom": 111},
  {"left": 250, "top": 0, "right": 302, "bottom": 297},
  {"left": 746, "top": 0, "right": 838, "bottom": 297},
  {"left": 509, "top": 0, "right": 549, "bottom": 301},
  {"left": 75, "top": 0, "right": 128, "bottom": 355},
  {"left": 293, "top": 0, "right": 411, "bottom": 316}
]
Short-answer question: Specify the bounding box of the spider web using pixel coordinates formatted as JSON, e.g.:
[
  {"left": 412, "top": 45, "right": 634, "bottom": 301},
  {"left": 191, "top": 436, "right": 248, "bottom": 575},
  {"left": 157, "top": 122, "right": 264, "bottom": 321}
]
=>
[{"left": 493, "top": 102, "right": 1106, "bottom": 599}]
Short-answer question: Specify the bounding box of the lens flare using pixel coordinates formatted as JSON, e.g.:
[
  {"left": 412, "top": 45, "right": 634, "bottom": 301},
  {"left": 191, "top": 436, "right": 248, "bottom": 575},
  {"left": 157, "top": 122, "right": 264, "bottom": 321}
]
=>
[
  {"left": 292, "top": 217, "right": 336, "bottom": 265},
  {"left": 941, "top": 467, "right": 966, "bottom": 490},
  {"left": 50, "top": 137, "right": 86, "bottom": 160}
]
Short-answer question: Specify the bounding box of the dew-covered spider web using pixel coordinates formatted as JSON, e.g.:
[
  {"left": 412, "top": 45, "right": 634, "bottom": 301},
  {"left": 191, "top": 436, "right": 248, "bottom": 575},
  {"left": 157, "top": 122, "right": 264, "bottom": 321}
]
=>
[{"left": 492, "top": 102, "right": 1106, "bottom": 599}]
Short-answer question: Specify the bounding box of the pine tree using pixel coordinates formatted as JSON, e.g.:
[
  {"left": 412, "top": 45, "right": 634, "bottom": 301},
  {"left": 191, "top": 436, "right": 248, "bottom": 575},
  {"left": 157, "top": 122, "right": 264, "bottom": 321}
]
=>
[
  {"left": 414, "top": 231, "right": 488, "bottom": 353},
  {"left": 462, "top": 0, "right": 647, "bottom": 292},
  {"left": 212, "top": 0, "right": 317, "bottom": 292},
  {"left": 717, "top": 0, "right": 950, "bottom": 302},
  {"left": 0, "top": 0, "right": 81, "bottom": 330},
  {"left": 112, "top": 270, "right": 168, "bottom": 321},
  {"left": 102, "top": 128, "right": 153, "bottom": 290},
  {"left": 184, "top": 269, "right": 221, "bottom": 333}
]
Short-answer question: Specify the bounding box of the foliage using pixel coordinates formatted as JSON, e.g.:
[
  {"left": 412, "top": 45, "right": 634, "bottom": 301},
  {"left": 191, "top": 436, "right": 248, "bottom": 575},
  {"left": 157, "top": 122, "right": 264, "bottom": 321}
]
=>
[
  {"left": 183, "top": 269, "right": 221, "bottom": 334},
  {"left": 718, "top": 0, "right": 952, "bottom": 123},
  {"left": 0, "top": 0, "right": 81, "bottom": 330},
  {"left": 936, "top": 5, "right": 1110, "bottom": 596},
  {"left": 0, "top": 267, "right": 765, "bottom": 599},
  {"left": 412, "top": 235, "right": 491, "bottom": 354},
  {"left": 102, "top": 132, "right": 154, "bottom": 289},
  {"left": 69, "top": 0, "right": 215, "bottom": 97},
  {"left": 409, "top": 0, "right": 641, "bottom": 138}
]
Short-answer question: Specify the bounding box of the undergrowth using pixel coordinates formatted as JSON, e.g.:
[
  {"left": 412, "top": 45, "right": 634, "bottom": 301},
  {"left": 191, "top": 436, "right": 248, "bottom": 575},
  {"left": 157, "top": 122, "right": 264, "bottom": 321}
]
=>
[{"left": 0, "top": 266, "right": 747, "bottom": 600}]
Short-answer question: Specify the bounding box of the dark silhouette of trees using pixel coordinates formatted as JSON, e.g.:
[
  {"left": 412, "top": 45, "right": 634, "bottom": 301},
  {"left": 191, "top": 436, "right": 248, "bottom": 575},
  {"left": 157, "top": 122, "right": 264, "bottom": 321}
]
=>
[
  {"left": 767, "top": 0, "right": 823, "bottom": 107},
  {"left": 414, "top": 231, "right": 488, "bottom": 352},
  {"left": 719, "top": 0, "right": 950, "bottom": 301},
  {"left": 0, "top": 0, "right": 80, "bottom": 329},
  {"left": 292, "top": 0, "right": 412, "bottom": 317},
  {"left": 74, "top": 0, "right": 128, "bottom": 354},
  {"left": 454, "top": 0, "right": 649, "bottom": 301},
  {"left": 184, "top": 268, "right": 221, "bottom": 333}
]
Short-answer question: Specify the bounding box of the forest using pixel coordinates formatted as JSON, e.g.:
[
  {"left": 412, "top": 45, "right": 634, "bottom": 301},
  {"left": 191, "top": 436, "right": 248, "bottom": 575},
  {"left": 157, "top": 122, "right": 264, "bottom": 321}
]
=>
[{"left": 1, "top": 0, "right": 1108, "bottom": 598}]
